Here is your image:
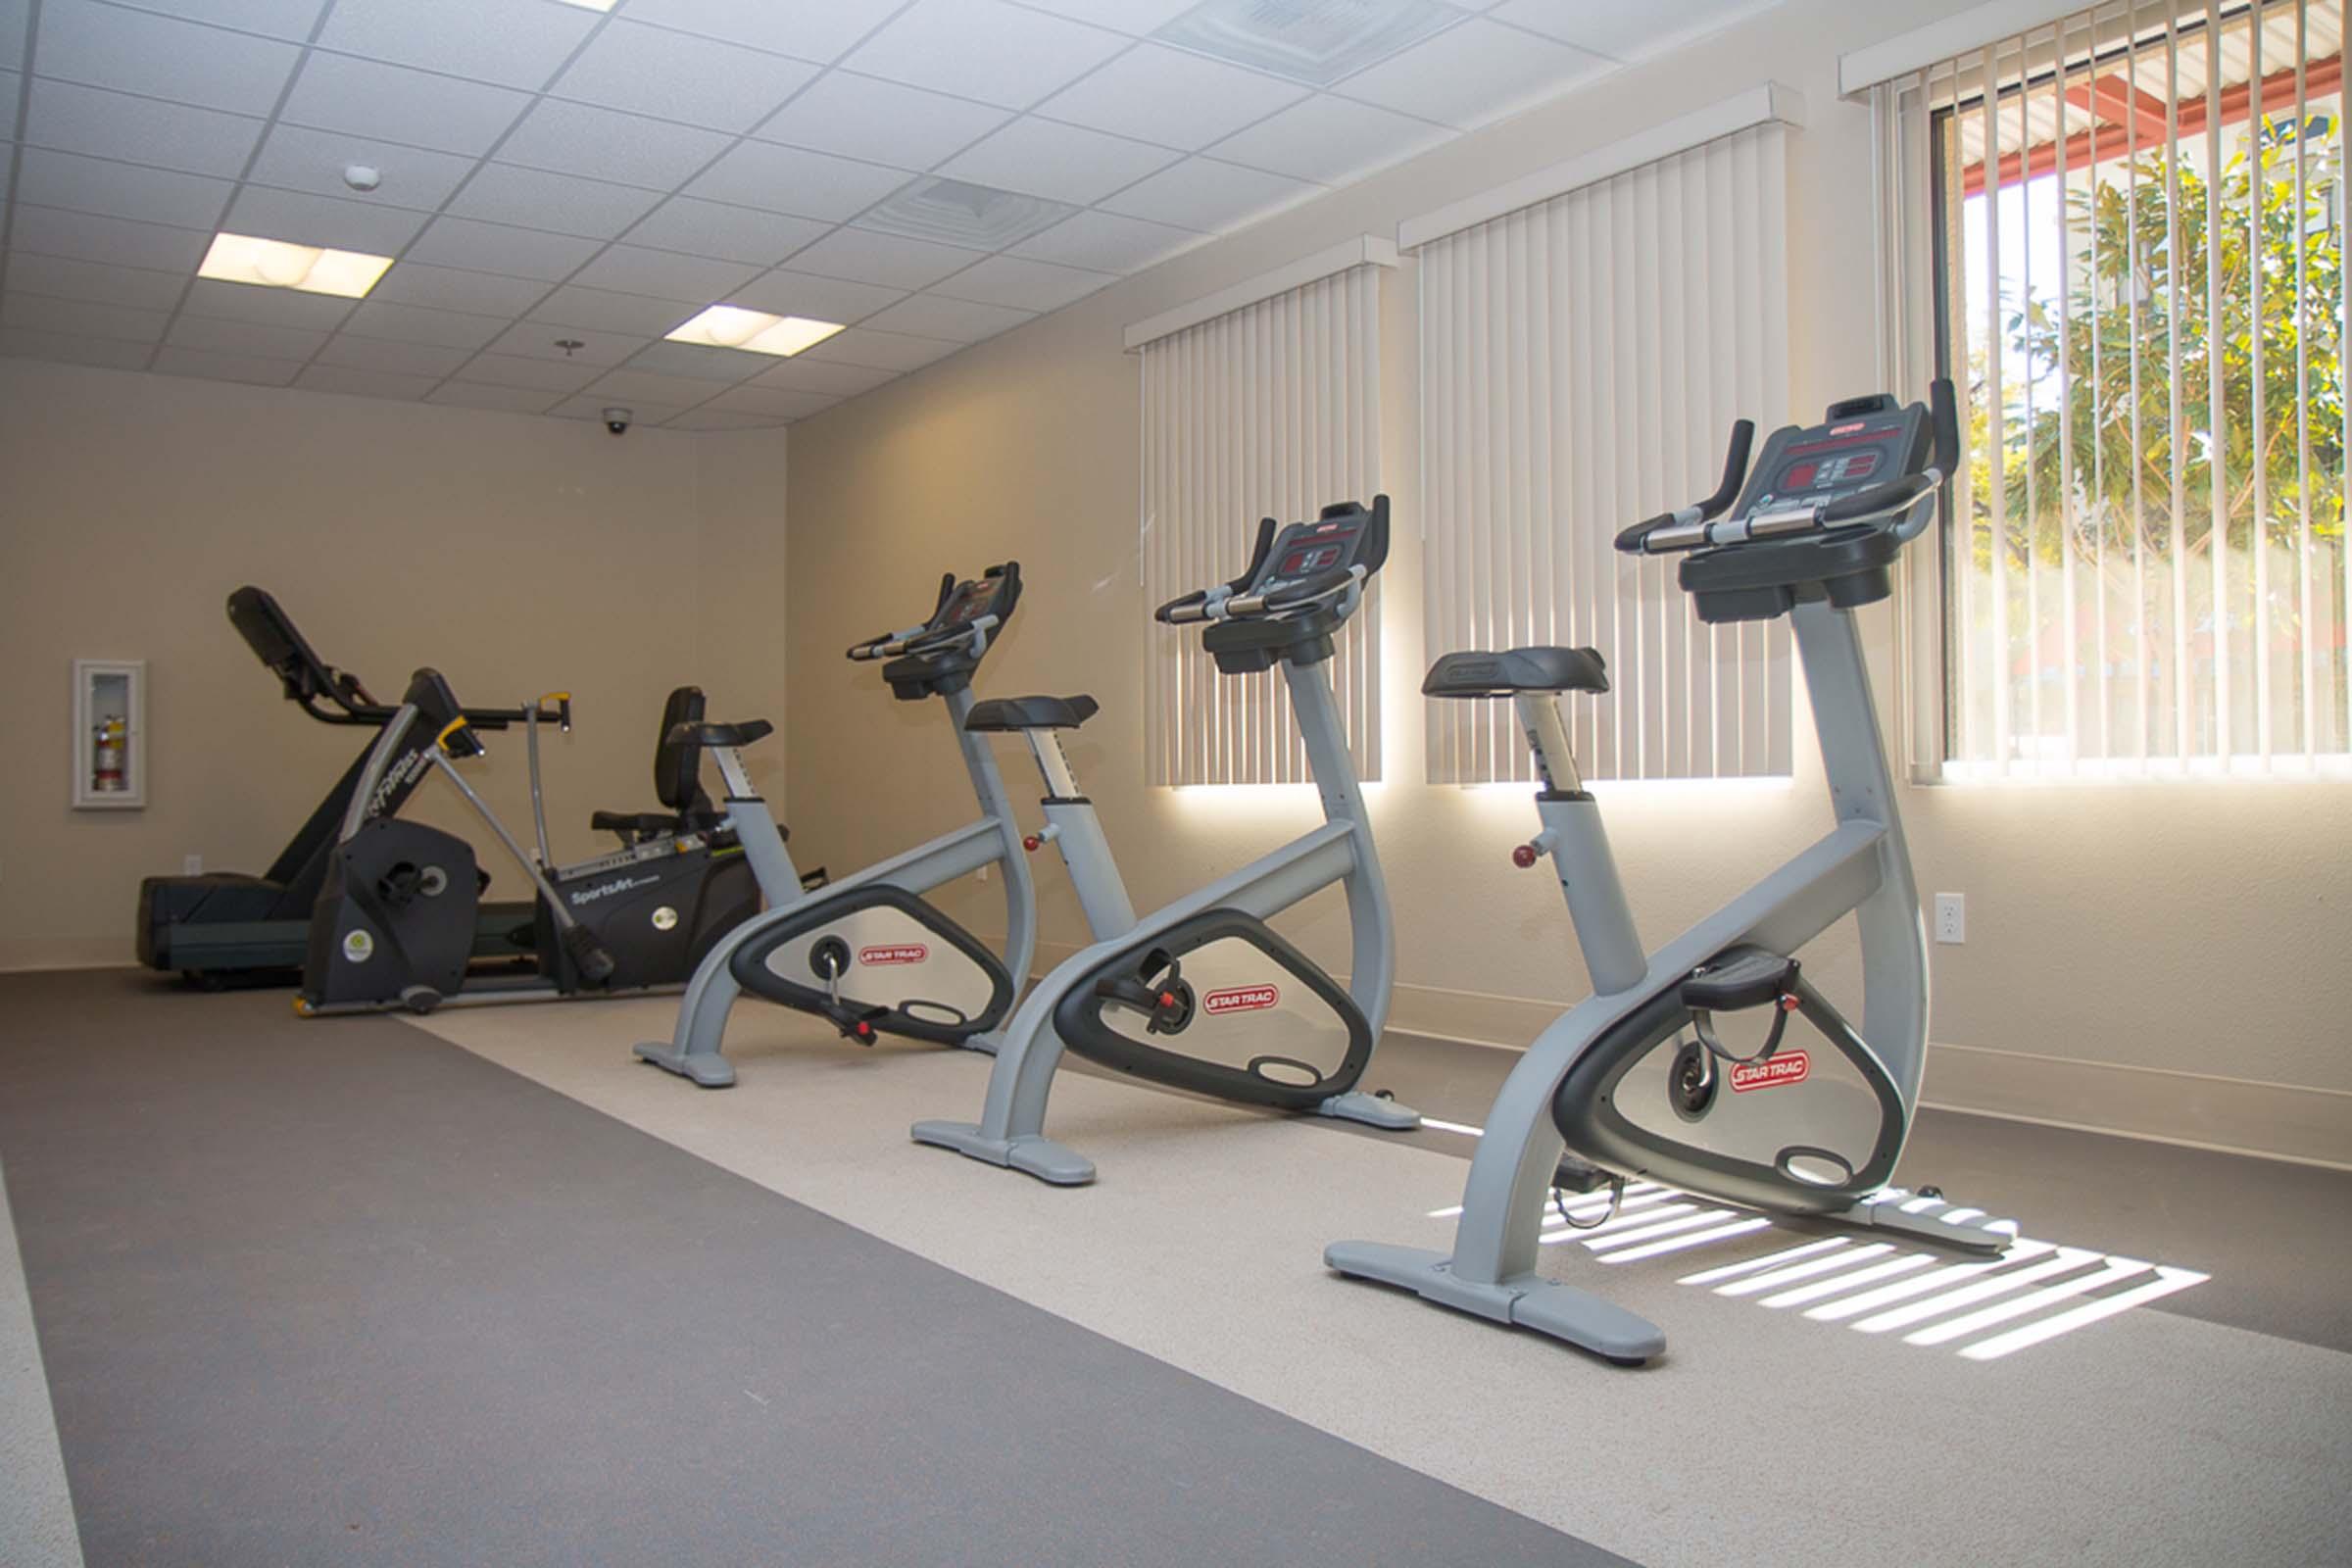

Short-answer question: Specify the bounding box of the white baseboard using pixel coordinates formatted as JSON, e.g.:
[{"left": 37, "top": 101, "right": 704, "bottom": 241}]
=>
[{"left": 1022, "top": 938, "right": 2349, "bottom": 1170}]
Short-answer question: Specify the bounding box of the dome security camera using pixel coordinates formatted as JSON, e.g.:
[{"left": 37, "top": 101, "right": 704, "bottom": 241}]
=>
[{"left": 603, "top": 407, "right": 633, "bottom": 436}]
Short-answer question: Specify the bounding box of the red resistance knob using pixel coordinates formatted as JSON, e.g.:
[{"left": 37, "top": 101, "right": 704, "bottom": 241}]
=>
[
  {"left": 1023, "top": 834, "right": 1043, "bottom": 853},
  {"left": 1511, "top": 844, "right": 1541, "bottom": 869}
]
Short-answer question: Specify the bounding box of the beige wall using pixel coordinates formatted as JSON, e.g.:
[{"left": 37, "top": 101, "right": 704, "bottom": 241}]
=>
[
  {"left": 781, "top": 0, "right": 2351, "bottom": 1158},
  {"left": 0, "top": 357, "right": 789, "bottom": 971}
]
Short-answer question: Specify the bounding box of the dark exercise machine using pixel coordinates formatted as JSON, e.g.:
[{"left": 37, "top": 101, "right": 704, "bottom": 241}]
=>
[
  {"left": 1327, "top": 382, "right": 2010, "bottom": 1363},
  {"left": 295, "top": 665, "right": 760, "bottom": 1014}
]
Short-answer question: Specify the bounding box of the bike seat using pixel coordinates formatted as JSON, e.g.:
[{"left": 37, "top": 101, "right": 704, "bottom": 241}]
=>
[
  {"left": 668, "top": 718, "right": 773, "bottom": 748},
  {"left": 1422, "top": 647, "right": 1609, "bottom": 699},
  {"left": 590, "top": 809, "right": 686, "bottom": 836},
  {"left": 964, "top": 694, "right": 1099, "bottom": 732}
]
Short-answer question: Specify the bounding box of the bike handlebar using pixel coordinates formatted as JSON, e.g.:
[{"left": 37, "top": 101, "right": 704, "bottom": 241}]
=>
[{"left": 1614, "top": 418, "right": 1756, "bottom": 554}]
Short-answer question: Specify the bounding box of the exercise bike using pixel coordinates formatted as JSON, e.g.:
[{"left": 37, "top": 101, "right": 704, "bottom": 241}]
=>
[
  {"left": 636, "top": 564, "right": 1137, "bottom": 1087},
  {"left": 1327, "top": 381, "right": 2009, "bottom": 1363},
  {"left": 297, "top": 669, "right": 760, "bottom": 1014},
  {"left": 913, "top": 498, "right": 1420, "bottom": 1185}
]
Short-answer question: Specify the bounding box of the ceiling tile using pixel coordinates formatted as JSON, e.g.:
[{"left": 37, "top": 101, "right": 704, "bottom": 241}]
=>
[
  {"left": 801, "top": 326, "right": 963, "bottom": 371},
  {"left": 748, "top": 356, "right": 898, "bottom": 395},
  {"left": 846, "top": 0, "right": 1128, "bottom": 110},
  {"left": 928, "top": 253, "right": 1113, "bottom": 312},
  {"left": 791, "top": 228, "right": 985, "bottom": 292},
  {"left": 567, "top": 245, "right": 761, "bottom": 304},
  {"left": 1488, "top": 0, "right": 1776, "bottom": 62},
  {"left": 687, "top": 141, "right": 911, "bottom": 223},
  {"left": 247, "top": 124, "right": 480, "bottom": 212},
  {"left": 482, "top": 323, "right": 647, "bottom": 367},
  {"left": 278, "top": 55, "right": 532, "bottom": 158},
  {"left": 753, "top": 72, "right": 1010, "bottom": 172},
  {"left": 456, "top": 355, "right": 602, "bottom": 392},
  {"left": 428, "top": 381, "right": 564, "bottom": 415},
  {"left": 586, "top": 367, "right": 726, "bottom": 406},
  {"left": 528, "top": 284, "right": 702, "bottom": 336},
  {"left": 448, "top": 165, "right": 662, "bottom": 240},
  {"left": 0, "top": 1, "right": 25, "bottom": 60},
  {"left": 552, "top": 20, "right": 817, "bottom": 133},
  {"left": 4, "top": 291, "right": 172, "bottom": 342},
  {"left": 153, "top": 344, "right": 301, "bottom": 385},
  {"left": 368, "top": 263, "right": 550, "bottom": 318},
  {"left": 1013, "top": 0, "right": 1196, "bottom": 32},
  {"left": 456, "top": 353, "right": 607, "bottom": 392},
  {"left": 1098, "top": 156, "right": 1317, "bottom": 231},
  {"left": 343, "top": 300, "right": 510, "bottom": 350},
  {"left": 1209, "top": 94, "right": 1448, "bottom": 185},
  {"left": 23, "top": 78, "right": 265, "bottom": 179},
  {"left": 620, "top": 198, "right": 831, "bottom": 268},
  {"left": 227, "top": 185, "right": 427, "bottom": 253},
  {"left": 936, "top": 116, "right": 1178, "bottom": 205},
  {"left": 620, "top": 0, "right": 905, "bottom": 65},
  {"left": 1337, "top": 18, "right": 1609, "bottom": 129},
  {"left": 35, "top": 0, "right": 300, "bottom": 115},
  {"left": 1, "top": 69, "right": 19, "bottom": 126},
  {"left": 15, "top": 148, "right": 233, "bottom": 229},
  {"left": 1010, "top": 208, "right": 1200, "bottom": 272},
  {"left": 315, "top": 0, "right": 598, "bottom": 91},
  {"left": 728, "top": 269, "right": 905, "bottom": 323},
  {"left": 7, "top": 206, "right": 212, "bottom": 271},
  {"left": 181, "top": 276, "right": 359, "bottom": 329},
  {"left": 859, "top": 292, "right": 1031, "bottom": 343},
  {"left": 297, "top": 364, "right": 441, "bottom": 400},
  {"left": 0, "top": 326, "right": 156, "bottom": 371},
  {"left": 404, "top": 217, "right": 601, "bottom": 281},
  {"left": 666, "top": 408, "right": 790, "bottom": 430},
  {"left": 494, "top": 99, "right": 732, "bottom": 191},
  {"left": 619, "top": 340, "right": 767, "bottom": 382},
  {"left": 1038, "top": 43, "right": 1306, "bottom": 150},
  {"left": 314, "top": 333, "right": 469, "bottom": 376},
  {"left": 4, "top": 251, "right": 189, "bottom": 312},
  {"left": 705, "top": 383, "right": 835, "bottom": 418},
  {"left": 101, "top": 2, "right": 326, "bottom": 40},
  {"left": 549, "top": 391, "right": 688, "bottom": 424},
  {"left": 166, "top": 313, "right": 326, "bottom": 359}
]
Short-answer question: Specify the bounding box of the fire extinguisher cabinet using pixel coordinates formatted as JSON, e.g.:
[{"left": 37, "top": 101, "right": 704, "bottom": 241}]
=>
[{"left": 74, "top": 660, "right": 145, "bottom": 809}]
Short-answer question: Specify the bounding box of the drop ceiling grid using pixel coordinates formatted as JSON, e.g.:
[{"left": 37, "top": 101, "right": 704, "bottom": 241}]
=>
[{"left": 0, "top": 0, "right": 1756, "bottom": 426}]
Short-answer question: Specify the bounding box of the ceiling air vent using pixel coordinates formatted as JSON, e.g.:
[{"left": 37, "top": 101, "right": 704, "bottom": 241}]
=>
[
  {"left": 858, "top": 178, "right": 1078, "bottom": 250},
  {"left": 1153, "top": 0, "right": 1464, "bottom": 87}
]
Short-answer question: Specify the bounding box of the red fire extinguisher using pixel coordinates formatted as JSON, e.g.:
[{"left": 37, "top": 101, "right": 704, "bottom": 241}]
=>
[{"left": 93, "top": 717, "right": 127, "bottom": 793}]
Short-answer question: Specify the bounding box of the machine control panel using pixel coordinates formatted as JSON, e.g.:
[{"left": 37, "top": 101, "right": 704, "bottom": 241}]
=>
[
  {"left": 1731, "top": 398, "right": 1928, "bottom": 522},
  {"left": 929, "top": 569, "right": 1013, "bottom": 632},
  {"left": 1251, "top": 507, "right": 1375, "bottom": 598}
]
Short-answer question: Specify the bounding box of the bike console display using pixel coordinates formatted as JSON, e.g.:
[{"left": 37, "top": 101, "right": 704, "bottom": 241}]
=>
[
  {"left": 846, "top": 563, "right": 1022, "bottom": 701},
  {"left": 1616, "top": 383, "right": 1957, "bottom": 626},
  {"left": 1157, "top": 497, "right": 1390, "bottom": 674}
]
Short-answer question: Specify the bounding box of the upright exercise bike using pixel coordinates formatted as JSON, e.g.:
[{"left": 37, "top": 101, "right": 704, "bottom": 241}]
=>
[
  {"left": 913, "top": 498, "right": 1420, "bottom": 1185},
  {"left": 1328, "top": 382, "right": 2008, "bottom": 1363},
  {"left": 636, "top": 564, "right": 1137, "bottom": 1087}
]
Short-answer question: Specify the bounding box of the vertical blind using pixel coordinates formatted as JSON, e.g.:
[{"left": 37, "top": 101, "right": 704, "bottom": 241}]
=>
[
  {"left": 1140, "top": 264, "right": 1383, "bottom": 786},
  {"left": 1909, "top": 0, "right": 2347, "bottom": 777},
  {"left": 1418, "top": 123, "right": 1793, "bottom": 785}
]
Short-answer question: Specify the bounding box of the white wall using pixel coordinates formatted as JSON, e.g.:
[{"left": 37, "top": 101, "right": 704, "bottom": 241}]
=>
[
  {"left": 778, "top": 0, "right": 2352, "bottom": 1163},
  {"left": 0, "top": 358, "right": 790, "bottom": 971}
]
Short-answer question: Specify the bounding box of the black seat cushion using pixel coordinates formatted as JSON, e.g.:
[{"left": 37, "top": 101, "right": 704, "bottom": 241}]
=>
[
  {"left": 669, "top": 718, "right": 773, "bottom": 749},
  {"left": 964, "top": 695, "right": 1099, "bottom": 732},
  {"left": 652, "top": 687, "right": 708, "bottom": 811},
  {"left": 1422, "top": 647, "right": 1610, "bottom": 700}
]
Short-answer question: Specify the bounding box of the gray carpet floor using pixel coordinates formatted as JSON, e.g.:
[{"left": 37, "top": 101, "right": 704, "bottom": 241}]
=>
[{"left": 0, "top": 970, "right": 1623, "bottom": 1568}]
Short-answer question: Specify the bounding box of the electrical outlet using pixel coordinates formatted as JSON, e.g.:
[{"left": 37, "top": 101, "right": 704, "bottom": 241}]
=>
[
  {"left": 184, "top": 853, "right": 204, "bottom": 875},
  {"left": 1934, "top": 893, "right": 1965, "bottom": 944}
]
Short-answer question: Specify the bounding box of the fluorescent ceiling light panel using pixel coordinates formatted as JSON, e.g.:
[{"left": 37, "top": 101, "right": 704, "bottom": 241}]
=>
[
  {"left": 197, "top": 233, "right": 395, "bottom": 298},
  {"left": 667, "top": 306, "right": 846, "bottom": 358},
  {"left": 1156, "top": 0, "right": 1463, "bottom": 87}
]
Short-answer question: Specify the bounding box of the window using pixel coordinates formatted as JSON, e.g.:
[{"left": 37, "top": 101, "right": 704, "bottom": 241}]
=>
[
  {"left": 1137, "top": 262, "right": 1385, "bottom": 786},
  {"left": 1926, "top": 0, "right": 2347, "bottom": 777},
  {"left": 1416, "top": 116, "right": 1795, "bottom": 784}
]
